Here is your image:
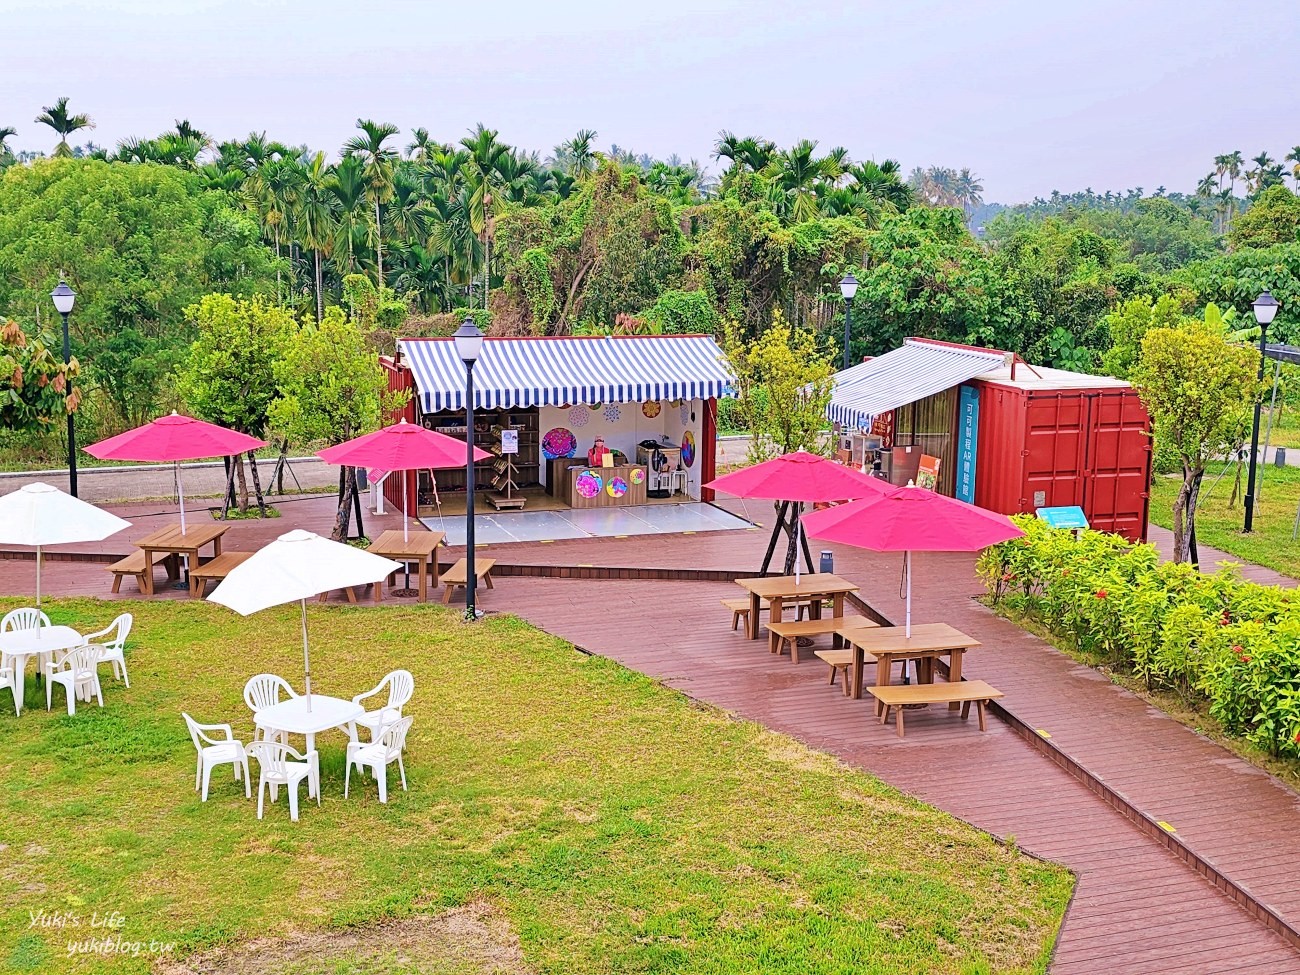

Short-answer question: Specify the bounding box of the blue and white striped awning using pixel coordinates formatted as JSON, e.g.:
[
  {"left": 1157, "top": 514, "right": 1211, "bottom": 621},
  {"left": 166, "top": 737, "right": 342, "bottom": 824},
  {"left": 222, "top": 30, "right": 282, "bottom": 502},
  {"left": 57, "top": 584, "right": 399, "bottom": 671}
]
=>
[
  {"left": 828, "top": 339, "right": 1009, "bottom": 428},
  {"left": 400, "top": 334, "right": 735, "bottom": 413}
]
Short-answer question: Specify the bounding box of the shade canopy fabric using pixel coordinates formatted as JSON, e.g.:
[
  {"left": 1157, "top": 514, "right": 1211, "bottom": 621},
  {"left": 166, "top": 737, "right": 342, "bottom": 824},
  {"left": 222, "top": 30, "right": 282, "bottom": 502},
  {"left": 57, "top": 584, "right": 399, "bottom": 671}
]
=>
[
  {"left": 0, "top": 482, "right": 131, "bottom": 610},
  {"left": 84, "top": 412, "right": 268, "bottom": 462},
  {"left": 400, "top": 334, "right": 735, "bottom": 413},
  {"left": 828, "top": 339, "right": 1008, "bottom": 429},
  {"left": 209, "top": 530, "right": 401, "bottom": 616},
  {"left": 704, "top": 451, "right": 890, "bottom": 503},
  {"left": 316, "top": 418, "right": 491, "bottom": 469},
  {"left": 801, "top": 483, "right": 1024, "bottom": 552}
]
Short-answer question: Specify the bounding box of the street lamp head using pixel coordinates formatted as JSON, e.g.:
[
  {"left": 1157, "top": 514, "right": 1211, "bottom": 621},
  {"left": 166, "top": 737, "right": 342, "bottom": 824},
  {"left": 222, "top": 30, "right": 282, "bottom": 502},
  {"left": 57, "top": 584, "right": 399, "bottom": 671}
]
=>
[
  {"left": 50, "top": 278, "right": 76, "bottom": 316},
  {"left": 839, "top": 271, "right": 859, "bottom": 302},
  {"left": 1253, "top": 290, "right": 1279, "bottom": 327},
  {"left": 453, "top": 316, "right": 485, "bottom": 364}
]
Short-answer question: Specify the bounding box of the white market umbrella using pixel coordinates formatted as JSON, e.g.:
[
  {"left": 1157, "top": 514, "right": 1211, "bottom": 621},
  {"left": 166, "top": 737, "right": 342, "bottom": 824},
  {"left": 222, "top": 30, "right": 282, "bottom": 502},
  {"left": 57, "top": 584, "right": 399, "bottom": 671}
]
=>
[
  {"left": 207, "top": 530, "right": 402, "bottom": 710},
  {"left": 0, "top": 482, "right": 131, "bottom": 617}
]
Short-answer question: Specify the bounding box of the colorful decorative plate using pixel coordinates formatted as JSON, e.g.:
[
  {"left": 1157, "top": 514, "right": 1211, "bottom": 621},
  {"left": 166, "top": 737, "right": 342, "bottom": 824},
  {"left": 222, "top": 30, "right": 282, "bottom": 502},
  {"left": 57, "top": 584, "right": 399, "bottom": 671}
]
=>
[
  {"left": 576, "top": 470, "right": 603, "bottom": 499},
  {"left": 629, "top": 467, "right": 646, "bottom": 485},
  {"left": 681, "top": 430, "right": 696, "bottom": 468},
  {"left": 568, "top": 405, "right": 591, "bottom": 428},
  {"left": 607, "top": 476, "right": 628, "bottom": 498},
  {"left": 602, "top": 403, "right": 621, "bottom": 422},
  {"left": 541, "top": 427, "right": 577, "bottom": 460},
  {"left": 642, "top": 400, "right": 661, "bottom": 419}
]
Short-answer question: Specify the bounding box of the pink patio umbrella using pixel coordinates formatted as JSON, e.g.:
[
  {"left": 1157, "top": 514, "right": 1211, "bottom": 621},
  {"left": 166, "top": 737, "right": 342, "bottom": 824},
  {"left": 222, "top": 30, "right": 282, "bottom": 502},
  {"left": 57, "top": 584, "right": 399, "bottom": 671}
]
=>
[
  {"left": 801, "top": 482, "right": 1024, "bottom": 638},
  {"left": 705, "top": 450, "right": 889, "bottom": 579},
  {"left": 85, "top": 413, "right": 269, "bottom": 534},
  {"left": 316, "top": 418, "right": 491, "bottom": 543}
]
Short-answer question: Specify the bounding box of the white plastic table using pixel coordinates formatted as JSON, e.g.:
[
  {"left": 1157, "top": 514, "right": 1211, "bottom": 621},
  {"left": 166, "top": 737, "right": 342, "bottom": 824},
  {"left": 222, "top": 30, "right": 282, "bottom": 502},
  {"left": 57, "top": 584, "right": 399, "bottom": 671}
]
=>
[
  {"left": 254, "top": 695, "right": 363, "bottom": 796},
  {"left": 0, "top": 626, "right": 83, "bottom": 716}
]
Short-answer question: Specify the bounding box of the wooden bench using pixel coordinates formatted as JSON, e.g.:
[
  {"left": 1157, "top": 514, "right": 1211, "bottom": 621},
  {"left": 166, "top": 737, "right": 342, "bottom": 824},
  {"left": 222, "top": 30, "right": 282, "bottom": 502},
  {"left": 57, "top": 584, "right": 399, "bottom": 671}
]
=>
[
  {"left": 188, "top": 551, "right": 255, "bottom": 598},
  {"left": 721, "top": 596, "right": 819, "bottom": 633},
  {"left": 442, "top": 557, "right": 496, "bottom": 604},
  {"left": 106, "top": 551, "right": 174, "bottom": 594},
  {"left": 767, "top": 616, "right": 879, "bottom": 662},
  {"left": 867, "top": 680, "right": 1005, "bottom": 738}
]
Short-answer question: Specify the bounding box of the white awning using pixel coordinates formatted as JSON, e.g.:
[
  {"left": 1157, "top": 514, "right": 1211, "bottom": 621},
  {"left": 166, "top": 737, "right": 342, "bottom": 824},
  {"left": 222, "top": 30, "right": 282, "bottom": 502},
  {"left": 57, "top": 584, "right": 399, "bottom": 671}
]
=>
[
  {"left": 400, "top": 334, "right": 734, "bottom": 413},
  {"left": 828, "top": 339, "right": 1009, "bottom": 428}
]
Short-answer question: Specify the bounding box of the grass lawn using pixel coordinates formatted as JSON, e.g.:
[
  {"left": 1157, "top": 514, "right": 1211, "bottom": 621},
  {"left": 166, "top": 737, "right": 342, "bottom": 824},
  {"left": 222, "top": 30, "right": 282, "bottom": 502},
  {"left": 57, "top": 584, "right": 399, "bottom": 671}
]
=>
[
  {"left": 1149, "top": 462, "right": 1300, "bottom": 579},
  {"left": 1, "top": 598, "right": 1072, "bottom": 975}
]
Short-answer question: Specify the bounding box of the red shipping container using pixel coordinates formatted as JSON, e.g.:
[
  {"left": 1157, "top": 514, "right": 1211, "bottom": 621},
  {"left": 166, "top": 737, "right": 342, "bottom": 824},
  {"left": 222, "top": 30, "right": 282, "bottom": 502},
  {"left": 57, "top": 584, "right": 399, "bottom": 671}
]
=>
[{"left": 965, "top": 366, "right": 1152, "bottom": 542}]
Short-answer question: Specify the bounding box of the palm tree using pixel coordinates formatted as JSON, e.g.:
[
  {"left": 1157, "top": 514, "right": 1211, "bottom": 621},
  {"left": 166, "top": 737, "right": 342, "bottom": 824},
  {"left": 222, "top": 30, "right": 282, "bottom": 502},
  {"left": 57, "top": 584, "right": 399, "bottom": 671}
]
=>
[
  {"left": 173, "top": 119, "right": 212, "bottom": 150},
  {"left": 1247, "top": 152, "right": 1276, "bottom": 195},
  {"left": 1287, "top": 146, "right": 1300, "bottom": 189},
  {"left": 846, "top": 159, "right": 912, "bottom": 212},
  {"left": 35, "top": 97, "right": 94, "bottom": 158},
  {"left": 1225, "top": 150, "right": 1244, "bottom": 195},
  {"left": 0, "top": 127, "right": 16, "bottom": 160},
  {"left": 1196, "top": 173, "right": 1217, "bottom": 198},
  {"left": 343, "top": 118, "right": 400, "bottom": 288},
  {"left": 768, "top": 139, "right": 838, "bottom": 223},
  {"left": 553, "top": 129, "right": 598, "bottom": 178},
  {"left": 460, "top": 125, "right": 512, "bottom": 308},
  {"left": 406, "top": 127, "right": 439, "bottom": 161},
  {"left": 297, "top": 151, "right": 339, "bottom": 321},
  {"left": 955, "top": 168, "right": 984, "bottom": 221},
  {"left": 330, "top": 155, "right": 370, "bottom": 279}
]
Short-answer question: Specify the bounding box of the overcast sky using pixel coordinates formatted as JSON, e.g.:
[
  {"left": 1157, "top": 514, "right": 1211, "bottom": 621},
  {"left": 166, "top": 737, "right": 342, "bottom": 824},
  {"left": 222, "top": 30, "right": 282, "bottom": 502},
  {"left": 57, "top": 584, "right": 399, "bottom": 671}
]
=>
[{"left": 5, "top": 0, "right": 1298, "bottom": 202}]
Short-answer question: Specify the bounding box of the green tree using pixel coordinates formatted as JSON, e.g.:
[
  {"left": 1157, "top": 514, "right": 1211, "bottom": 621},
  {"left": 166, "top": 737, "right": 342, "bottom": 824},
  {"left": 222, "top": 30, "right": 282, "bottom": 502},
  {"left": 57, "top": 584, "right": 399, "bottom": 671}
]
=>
[
  {"left": 1227, "top": 185, "right": 1300, "bottom": 250},
  {"left": 0, "top": 159, "right": 281, "bottom": 425},
  {"left": 1100, "top": 293, "right": 1187, "bottom": 379},
  {"left": 343, "top": 119, "right": 400, "bottom": 288},
  {"left": 180, "top": 294, "right": 294, "bottom": 515},
  {"left": 269, "top": 308, "right": 393, "bottom": 540},
  {"left": 34, "top": 97, "right": 94, "bottom": 158},
  {"left": 0, "top": 320, "right": 80, "bottom": 432},
  {"left": 1131, "top": 323, "right": 1261, "bottom": 563}
]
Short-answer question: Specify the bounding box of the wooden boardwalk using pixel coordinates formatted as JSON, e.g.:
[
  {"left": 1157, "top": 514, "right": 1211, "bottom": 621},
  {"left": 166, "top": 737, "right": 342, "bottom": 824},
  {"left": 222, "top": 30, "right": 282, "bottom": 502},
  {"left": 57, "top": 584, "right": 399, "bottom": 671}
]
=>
[{"left": 4, "top": 496, "right": 1300, "bottom": 971}]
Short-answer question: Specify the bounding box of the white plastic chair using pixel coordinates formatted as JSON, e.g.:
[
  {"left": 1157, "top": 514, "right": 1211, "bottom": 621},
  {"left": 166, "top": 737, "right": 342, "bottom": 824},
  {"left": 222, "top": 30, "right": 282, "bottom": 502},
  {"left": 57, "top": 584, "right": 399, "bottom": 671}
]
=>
[
  {"left": 85, "top": 613, "right": 132, "bottom": 687},
  {"left": 345, "top": 715, "right": 412, "bottom": 804},
  {"left": 1, "top": 608, "right": 50, "bottom": 632},
  {"left": 247, "top": 740, "right": 319, "bottom": 821},
  {"left": 45, "top": 646, "right": 103, "bottom": 715},
  {"left": 244, "top": 673, "right": 297, "bottom": 744},
  {"left": 0, "top": 658, "right": 16, "bottom": 716},
  {"left": 352, "top": 670, "right": 414, "bottom": 741},
  {"left": 182, "top": 712, "right": 251, "bottom": 801}
]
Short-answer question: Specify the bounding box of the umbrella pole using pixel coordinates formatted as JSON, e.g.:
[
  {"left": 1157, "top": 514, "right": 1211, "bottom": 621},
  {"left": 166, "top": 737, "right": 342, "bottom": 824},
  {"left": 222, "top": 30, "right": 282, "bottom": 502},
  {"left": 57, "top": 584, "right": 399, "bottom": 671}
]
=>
[
  {"left": 176, "top": 461, "right": 191, "bottom": 590},
  {"left": 403, "top": 471, "right": 411, "bottom": 588},
  {"left": 795, "top": 508, "right": 802, "bottom": 586},
  {"left": 300, "top": 597, "right": 313, "bottom": 712},
  {"left": 35, "top": 545, "right": 41, "bottom": 622}
]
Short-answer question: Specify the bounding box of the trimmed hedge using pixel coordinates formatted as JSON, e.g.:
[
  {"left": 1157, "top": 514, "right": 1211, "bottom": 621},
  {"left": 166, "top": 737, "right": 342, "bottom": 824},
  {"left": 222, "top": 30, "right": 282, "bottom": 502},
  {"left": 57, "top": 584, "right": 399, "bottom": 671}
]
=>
[{"left": 978, "top": 515, "right": 1300, "bottom": 758}]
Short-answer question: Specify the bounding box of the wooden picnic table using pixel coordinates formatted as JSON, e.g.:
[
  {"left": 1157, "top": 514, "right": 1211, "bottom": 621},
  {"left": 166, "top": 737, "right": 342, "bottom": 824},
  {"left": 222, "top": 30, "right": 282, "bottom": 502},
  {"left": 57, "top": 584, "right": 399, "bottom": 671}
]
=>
[
  {"left": 733, "top": 573, "right": 860, "bottom": 641},
  {"left": 841, "top": 622, "right": 982, "bottom": 705},
  {"left": 367, "top": 529, "right": 445, "bottom": 603},
  {"left": 134, "top": 523, "right": 229, "bottom": 596}
]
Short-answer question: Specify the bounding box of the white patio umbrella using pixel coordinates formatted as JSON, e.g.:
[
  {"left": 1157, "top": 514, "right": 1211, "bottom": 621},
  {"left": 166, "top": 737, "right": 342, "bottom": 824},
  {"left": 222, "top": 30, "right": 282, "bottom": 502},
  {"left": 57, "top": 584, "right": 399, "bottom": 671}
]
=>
[
  {"left": 207, "top": 530, "right": 402, "bottom": 710},
  {"left": 0, "top": 482, "right": 131, "bottom": 617}
]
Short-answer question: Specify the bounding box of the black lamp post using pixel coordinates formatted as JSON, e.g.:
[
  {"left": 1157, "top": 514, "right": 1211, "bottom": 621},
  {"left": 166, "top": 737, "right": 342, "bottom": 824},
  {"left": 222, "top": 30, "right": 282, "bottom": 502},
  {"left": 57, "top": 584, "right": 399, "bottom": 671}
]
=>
[
  {"left": 50, "top": 278, "right": 78, "bottom": 498},
  {"left": 839, "top": 272, "right": 859, "bottom": 370},
  {"left": 453, "top": 316, "right": 485, "bottom": 620},
  {"left": 1243, "top": 290, "right": 1280, "bottom": 533}
]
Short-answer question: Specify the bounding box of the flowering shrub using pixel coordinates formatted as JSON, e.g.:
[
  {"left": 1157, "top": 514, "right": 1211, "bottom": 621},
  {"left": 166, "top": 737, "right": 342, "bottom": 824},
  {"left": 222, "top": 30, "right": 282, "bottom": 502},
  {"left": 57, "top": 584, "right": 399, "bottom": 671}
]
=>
[{"left": 978, "top": 516, "right": 1300, "bottom": 759}]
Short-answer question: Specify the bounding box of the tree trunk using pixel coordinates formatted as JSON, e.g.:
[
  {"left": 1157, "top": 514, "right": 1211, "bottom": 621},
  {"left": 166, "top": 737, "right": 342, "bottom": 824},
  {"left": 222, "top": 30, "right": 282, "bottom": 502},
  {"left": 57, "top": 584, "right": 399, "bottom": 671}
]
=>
[
  {"left": 375, "top": 199, "right": 383, "bottom": 289},
  {"left": 332, "top": 466, "right": 352, "bottom": 542},
  {"left": 314, "top": 250, "right": 324, "bottom": 323},
  {"left": 276, "top": 441, "right": 289, "bottom": 494},
  {"left": 235, "top": 454, "right": 249, "bottom": 514},
  {"left": 248, "top": 449, "right": 268, "bottom": 517},
  {"left": 1184, "top": 469, "right": 1204, "bottom": 569},
  {"left": 1172, "top": 466, "right": 1206, "bottom": 564},
  {"left": 484, "top": 234, "right": 491, "bottom": 310}
]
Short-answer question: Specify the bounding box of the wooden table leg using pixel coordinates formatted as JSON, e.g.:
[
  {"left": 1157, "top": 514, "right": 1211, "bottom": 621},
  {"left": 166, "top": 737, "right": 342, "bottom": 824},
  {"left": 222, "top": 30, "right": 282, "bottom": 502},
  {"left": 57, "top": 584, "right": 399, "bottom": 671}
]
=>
[
  {"left": 140, "top": 549, "right": 155, "bottom": 595},
  {"left": 214, "top": 536, "right": 222, "bottom": 556},
  {"left": 874, "top": 652, "right": 893, "bottom": 714},
  {"left": 851, "top": 642, "right": 864, "bottom": 700},
  {"left": 373, "top": 575, "right": 383, "bottom": 604},
  {"left": 417, "top": 557, "right": 428, "bottom": 603},
  {"left": 948, "top": 648, "right": 964, "bottom": 711},
  {"left": 771, "top": 596, "right": 785, "bottom": 633},
  {"left": 748, "top": 592, "right": 761, "bottom": 640}
]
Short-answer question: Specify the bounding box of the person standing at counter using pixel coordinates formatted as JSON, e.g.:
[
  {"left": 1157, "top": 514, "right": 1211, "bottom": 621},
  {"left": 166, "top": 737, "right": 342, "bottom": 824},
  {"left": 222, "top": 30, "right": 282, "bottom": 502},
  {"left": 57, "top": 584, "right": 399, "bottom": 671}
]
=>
[{"left": 588, "top": 436, "right": 610, "bottom": 466}]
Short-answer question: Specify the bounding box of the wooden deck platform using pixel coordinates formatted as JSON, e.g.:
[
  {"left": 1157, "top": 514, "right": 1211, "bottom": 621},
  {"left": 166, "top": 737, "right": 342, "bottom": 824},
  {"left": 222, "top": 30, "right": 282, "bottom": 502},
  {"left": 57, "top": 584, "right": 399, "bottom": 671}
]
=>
[{"left": 2, "top": 494, "right": 1300, "bottom": 970}]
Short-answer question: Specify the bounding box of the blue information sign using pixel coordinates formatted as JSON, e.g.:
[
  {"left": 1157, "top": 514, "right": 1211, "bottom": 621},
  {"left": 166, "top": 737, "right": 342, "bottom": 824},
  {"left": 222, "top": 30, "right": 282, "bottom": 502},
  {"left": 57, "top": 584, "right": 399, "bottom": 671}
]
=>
[
  {"left": 1036, "top": 506, "right": 1089, "bottom": 530},
  {"left": 955, "top": 385, "right": 980, "bottom": 503}
]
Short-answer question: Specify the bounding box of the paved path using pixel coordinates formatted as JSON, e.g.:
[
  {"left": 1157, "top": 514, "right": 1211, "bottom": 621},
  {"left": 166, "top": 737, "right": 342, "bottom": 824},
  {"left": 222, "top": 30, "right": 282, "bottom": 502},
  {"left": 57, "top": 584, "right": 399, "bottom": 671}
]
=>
[
  {"left": 0, "top": 457, "right": 339, "bottom": 504},
  {"left": 1147, "top": 523, "right": 1299, "bottom": 588},
  {"left": 3, "top": 497, "right": 1299, "bottom": 970}
]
